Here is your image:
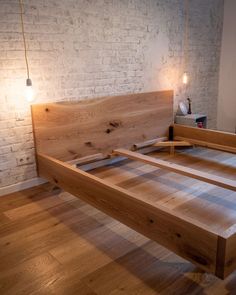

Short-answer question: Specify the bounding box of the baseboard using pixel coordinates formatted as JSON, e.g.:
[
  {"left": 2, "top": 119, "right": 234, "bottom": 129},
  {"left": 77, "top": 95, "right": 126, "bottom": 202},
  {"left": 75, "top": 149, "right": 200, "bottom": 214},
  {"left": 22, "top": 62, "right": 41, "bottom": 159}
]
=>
[{"left": 0, "top": 177, "right": 47, "bottom": 197}]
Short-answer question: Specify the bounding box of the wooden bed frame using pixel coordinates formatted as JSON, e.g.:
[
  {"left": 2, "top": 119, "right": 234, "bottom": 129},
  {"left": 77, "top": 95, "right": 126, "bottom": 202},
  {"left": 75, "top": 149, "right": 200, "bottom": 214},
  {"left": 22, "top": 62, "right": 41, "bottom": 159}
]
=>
[{"left": 31, "top": 90, "right": 236, "bottom": 279}]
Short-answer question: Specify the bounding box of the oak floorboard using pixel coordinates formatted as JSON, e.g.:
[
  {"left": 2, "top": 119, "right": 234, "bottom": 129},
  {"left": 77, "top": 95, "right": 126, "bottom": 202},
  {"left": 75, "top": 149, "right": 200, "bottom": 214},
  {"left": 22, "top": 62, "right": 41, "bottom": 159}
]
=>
[
  {"left": 0, "top": 148, "right": 236, "bottom": 294},
  {"left": 3, "top": 193, "right": 68, "bottom": 221},
  {"left": 0, "top": 183, "right": 53, "bottom": 213},
  {"left": 0, "top": 252, "right": 61, "bottom": 295},
  {"left": 0, "top": 213, "right": 10, "bottom": 226},
  {"left": 0, "top": 197, "right": 78, "bottom": 237},
  {"left": 81, "top": 242, "right": 204, "bottom": 295}
]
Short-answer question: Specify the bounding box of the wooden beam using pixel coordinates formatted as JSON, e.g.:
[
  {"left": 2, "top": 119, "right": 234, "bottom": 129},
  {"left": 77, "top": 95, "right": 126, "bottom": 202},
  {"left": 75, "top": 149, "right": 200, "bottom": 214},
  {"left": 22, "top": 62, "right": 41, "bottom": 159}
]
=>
[
  {"left": 133, "top": 137, "right": 167, "bottom": 150},
  {"left": 152, "top": 141, "right": 192, "bottom": 155},
  {"left": 217, "top": 225, "right": 236, "bottom": 279},
  {"left": 67, "top": 153, "right": 108, "bottom": 166},
  {"left": 78, "top": 156, "right": 127, "bottom": 172},
  {"left": 153, "top": 141, "right": 192, "bottom": 147},
  {"left": 37, "top": 152, "right": 219, "bottom": 275},
  {"left": 175, "top": 136, "right": 236, "bottom": 154},
  {"left": 223, "top": 233, "right": 236, "bottom": 279},
  {"left": 215, "top": 231, "right": 236, "bottom": 280},
  {"left": 76, "top": 145, "right": 163, "bottom": 172},
  {"left": 174, "top": 124, "right": 236, "bottom": 154},
  {"left": 113, "top": 149, "right": 236, "bottom": 192}
]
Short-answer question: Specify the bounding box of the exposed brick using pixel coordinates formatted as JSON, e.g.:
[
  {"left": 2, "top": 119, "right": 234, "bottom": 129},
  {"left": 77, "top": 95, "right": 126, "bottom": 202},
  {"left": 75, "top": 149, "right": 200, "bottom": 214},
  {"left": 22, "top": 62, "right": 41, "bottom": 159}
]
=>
[{"left": 0, "top": 0, "right": 224, "bottom": 189}]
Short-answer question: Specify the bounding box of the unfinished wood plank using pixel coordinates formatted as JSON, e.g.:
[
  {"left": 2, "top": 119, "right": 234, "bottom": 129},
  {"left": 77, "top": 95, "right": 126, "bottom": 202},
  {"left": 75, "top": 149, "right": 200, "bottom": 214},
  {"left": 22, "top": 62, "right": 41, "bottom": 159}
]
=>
[
  {"left": 215, "top": 236, "right": 227, "bottom": 279},
  {"left": 217, "top": 224, "right": 236, "bottom": 279},
  {"left": 132, "top": 137, "right": 167, "bottom": 150},
  {"left": 174, "top": 124, "right": 236, "bottom": 154},
  {"left": 76, "top": 146, "right": 162, "bottom": 172},
  {"left": 67, "top": 153, "right": 107, "bottom": 166},
  {"left": 153, "top": 140, "right": 192, "bottom": 155},
  {"left": 216, "top": 232, "right": 236, "bottom": 279},
  {"left": 175, "top": 136, "right": 236, "bottom": 154},
  {"left": 153, "top": 141, "right": 192, "bottom": 147},
  {"left": 113, "top": 149, "right": 236, "bottom": 192},
  {"left": 31, "top": 91, "right": 173, "bottom": 161},
  {"left": 37, "top": 152, "right": 220, "bottom": 275}
]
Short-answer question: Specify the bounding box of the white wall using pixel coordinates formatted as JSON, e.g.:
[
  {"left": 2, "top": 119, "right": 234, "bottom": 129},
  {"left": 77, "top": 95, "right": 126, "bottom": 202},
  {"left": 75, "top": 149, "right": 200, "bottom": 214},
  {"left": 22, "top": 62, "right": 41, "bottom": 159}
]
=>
[
  {"left": 0, "top": 0, "right": 224, "bottom": 193},
  {"left": 217, "top": 0, "right": 236, "bottom": 133}
]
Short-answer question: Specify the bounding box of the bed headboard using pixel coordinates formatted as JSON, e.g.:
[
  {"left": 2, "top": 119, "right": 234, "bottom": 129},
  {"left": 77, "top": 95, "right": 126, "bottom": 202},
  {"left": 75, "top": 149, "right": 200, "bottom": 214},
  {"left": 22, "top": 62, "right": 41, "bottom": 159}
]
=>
[{"left": 31, "top": 90, "right": 173, "bottom": 161}]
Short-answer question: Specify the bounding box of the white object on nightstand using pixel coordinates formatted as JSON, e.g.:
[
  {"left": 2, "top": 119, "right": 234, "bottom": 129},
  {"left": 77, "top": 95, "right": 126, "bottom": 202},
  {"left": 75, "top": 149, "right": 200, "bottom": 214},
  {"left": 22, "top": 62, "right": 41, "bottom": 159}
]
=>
[{"left": 177, "top": 102, "right": 188, "bottom": 116}]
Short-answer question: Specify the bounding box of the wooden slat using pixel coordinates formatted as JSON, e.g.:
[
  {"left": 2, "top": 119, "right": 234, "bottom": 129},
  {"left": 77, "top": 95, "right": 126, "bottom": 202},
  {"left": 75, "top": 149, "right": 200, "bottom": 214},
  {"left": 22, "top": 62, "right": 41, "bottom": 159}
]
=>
[
  {"left": 113, "top": 148, "right": 236, "bottom": 192},
  {"left": 67, "top": 145, "right": 165, "bottom": 169},
  {"left": 76, "top": 145, "right": 163, "bottom": 172},
  {"left": 37, "top": 152, "right": 219, "bottom": 274},
  {"left": 175, "top": 136, "right": 236, "bottom": 154},
  {"left": 174, "top": 124, "right": 236, "bottom": 154},
  {"left": 132, "top": 136, "right": 167, "bottom": 150},
  {"left": 31, "top": 91, "right": 173, "bottom": 161},
  {"left": 153, "top": 141, "right": 192, "bottom": 147},
  {"left": 67, "top": 153, "right": 107, "bottom": 166}
]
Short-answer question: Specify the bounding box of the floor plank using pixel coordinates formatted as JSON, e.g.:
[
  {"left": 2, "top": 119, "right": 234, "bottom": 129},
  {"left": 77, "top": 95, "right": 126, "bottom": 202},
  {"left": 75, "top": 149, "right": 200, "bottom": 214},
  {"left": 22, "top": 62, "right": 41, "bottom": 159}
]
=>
[{"left": 0, "top": 148, "right": 236, "bottom": 294}]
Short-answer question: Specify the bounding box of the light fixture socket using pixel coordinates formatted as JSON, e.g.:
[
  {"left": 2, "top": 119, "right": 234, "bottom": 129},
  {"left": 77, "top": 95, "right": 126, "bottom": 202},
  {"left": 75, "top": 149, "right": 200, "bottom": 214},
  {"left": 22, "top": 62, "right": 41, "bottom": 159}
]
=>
[{"left": 26, "top": 78, "right": 32, "bottom": 86}]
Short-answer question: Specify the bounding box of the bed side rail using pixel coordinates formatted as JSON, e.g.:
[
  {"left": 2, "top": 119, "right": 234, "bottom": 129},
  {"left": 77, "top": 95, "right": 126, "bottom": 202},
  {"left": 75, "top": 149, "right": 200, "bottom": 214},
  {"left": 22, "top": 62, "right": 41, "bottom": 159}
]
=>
[{"left": 173, "top": 124, "right": 236, "bottom": 154}]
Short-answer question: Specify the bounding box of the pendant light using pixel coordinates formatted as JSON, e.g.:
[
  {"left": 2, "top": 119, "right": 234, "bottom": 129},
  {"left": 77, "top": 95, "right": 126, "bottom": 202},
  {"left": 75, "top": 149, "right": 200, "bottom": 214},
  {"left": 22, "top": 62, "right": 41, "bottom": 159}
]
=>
[
  {"left": 182, "top": 72, "right": 188, "bottom": 85},
  {"left": 19, "top": 0, "right": 34, "bottom": 102},
  {"left": 182, "top": 0, "right": 189, "bottom": 85}
]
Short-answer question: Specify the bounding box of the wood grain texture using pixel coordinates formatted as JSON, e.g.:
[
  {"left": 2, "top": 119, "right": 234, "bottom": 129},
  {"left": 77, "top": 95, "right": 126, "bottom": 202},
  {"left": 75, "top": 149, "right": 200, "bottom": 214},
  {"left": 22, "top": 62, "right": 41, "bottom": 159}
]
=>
[
  {"left": 1, "top": 148, "right": 236, "bottom": 293},
  {"left": 175, "top": 136, "right": 236, "bottom": 154},
  {"left": 90, "top": 147, "right": 236, "bottom": 279},
  {"left": 31, "top": 91, "right": 173, "bottom": 161},
  {"left": 133, "top": 136, "right": 167, "bottom": 150},
  {"left": 218, "top": 224, "right": 236, "bottom": 279},
  {"left": 153, "top": 140, "right": 192, "bottom": 147},
  {"left": 224, "top": 233, "right": 236, "bottom": 279},
  {"left": 37, "top": 152, "right": 220, "bottom": 275},
  {"left": 174, "top": 124, "right": 236, "bottom": 154},
  {"left": 215, "top": 230, "right": 236, "bottom": 279},
  {"left": 113, "top": 148, "right": 236, "bottom": 191},
  {"left": 0, "top": 185, "right": 224, "bottom": 294},
  {"left": 67, "top": 153, "right": 107, "bottom": 166}
]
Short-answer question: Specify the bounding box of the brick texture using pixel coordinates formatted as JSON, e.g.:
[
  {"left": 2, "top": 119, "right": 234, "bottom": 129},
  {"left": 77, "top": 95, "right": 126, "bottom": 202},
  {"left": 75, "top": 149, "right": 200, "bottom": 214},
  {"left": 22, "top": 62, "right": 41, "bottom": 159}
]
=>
[{"left": 0, "top": 0, "right": 224, "bottom": 188}]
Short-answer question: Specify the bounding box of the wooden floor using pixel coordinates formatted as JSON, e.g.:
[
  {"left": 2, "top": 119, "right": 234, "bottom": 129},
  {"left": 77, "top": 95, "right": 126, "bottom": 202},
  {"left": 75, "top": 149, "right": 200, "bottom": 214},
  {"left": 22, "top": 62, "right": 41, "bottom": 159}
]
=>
[{"left": 0, "top": 148, "right": 236, "bottom": 295}]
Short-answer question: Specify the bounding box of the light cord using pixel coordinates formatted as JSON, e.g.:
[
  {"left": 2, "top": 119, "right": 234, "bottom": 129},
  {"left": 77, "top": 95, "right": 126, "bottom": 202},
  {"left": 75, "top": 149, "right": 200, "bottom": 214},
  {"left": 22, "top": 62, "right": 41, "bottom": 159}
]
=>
[
  {"left": 19, "top": 0, "right": 30, "bottom": 79},
  {"left": 184, "top": 0, "right": 189, "bottom": 70}
]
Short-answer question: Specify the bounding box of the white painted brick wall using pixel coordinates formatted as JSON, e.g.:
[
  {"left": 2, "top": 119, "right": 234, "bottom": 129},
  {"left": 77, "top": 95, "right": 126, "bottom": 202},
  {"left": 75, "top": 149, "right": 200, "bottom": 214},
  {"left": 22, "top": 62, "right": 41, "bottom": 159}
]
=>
[{"left": 0, "top": 0, "right": 224, "bottom": 189}]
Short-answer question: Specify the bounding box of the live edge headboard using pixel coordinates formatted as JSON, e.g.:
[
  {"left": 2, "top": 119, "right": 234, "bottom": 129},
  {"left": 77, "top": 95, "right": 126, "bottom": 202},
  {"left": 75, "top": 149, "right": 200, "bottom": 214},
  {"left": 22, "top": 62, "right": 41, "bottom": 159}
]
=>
[{"left": 31, "top": 90, "right": 174, "bottom": 161}]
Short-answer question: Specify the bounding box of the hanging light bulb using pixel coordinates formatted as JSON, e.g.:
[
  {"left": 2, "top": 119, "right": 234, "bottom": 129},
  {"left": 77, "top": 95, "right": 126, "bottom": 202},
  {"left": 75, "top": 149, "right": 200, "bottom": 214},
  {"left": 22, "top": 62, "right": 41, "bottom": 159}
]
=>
[
  {"left": 182, "top": 1, "right": 190, "bottom": 87},
  {"left": 19, "top": 0, "right": 35, "bottom": 103},
  {"left": 26, "top": 78, "right": 34, "bottom": 102},
  {"left": 182, "top": 72, "right": 189, "bottom": 85}
]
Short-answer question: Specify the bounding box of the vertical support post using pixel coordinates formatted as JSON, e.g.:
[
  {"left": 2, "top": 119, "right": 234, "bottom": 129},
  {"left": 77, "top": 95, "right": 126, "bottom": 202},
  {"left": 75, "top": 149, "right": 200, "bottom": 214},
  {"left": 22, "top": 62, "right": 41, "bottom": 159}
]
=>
[
  {"left": 169, "top": 125, "right": 174, "bottom": 154},
  {"left": 169, "top": 125, "right": 174, "bottom": 141}
]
